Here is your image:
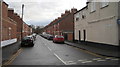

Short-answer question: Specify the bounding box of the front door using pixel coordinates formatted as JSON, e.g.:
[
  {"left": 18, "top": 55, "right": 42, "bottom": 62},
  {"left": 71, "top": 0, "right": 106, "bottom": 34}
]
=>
[
  {"left": 118, "top": 25, "right": 120, "bottom": 45},
  {"left": 83, "top": 30, "right": 86, "bottom": 42},
  {"left": 79, "top": 30, "right": 81, "bottom": 42}
]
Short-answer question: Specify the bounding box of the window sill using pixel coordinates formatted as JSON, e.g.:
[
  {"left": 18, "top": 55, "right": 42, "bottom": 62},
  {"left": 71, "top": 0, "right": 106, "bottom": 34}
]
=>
[
  {"left": 90, "top": 10, "right": 96, "bottom": 14},
  {"left": 100, "top": 5, "right": 109, "bottom": 9}
]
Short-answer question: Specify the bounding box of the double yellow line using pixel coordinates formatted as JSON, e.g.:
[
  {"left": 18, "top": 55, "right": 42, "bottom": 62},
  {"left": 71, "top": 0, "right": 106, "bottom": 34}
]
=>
[{"left": 3, "top": 48, "right": 23, "bottom": 66}]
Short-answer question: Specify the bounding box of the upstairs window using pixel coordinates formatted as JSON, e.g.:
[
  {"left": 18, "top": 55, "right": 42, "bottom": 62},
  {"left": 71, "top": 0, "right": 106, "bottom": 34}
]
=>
[
  {"left": 75, "top": 13, "right": 80, "bottom": 21},
  {"left": 82, "top": 11, "right": 86, "bottom": 19},
  {"left": 76, "top": 17, "right": 79, "bottom": 21},
  {"left": 101, "top": 0, "right": 109, "bottom": 8},
  {"left": 90, "top": 2, "right": 96, "bottom": 12}
]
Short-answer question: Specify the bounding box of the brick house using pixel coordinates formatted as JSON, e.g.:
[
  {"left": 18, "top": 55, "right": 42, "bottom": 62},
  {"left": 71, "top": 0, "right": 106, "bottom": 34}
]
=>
[
  {"left": 43, "top": 8, "right": 77, "bottom": 41},
  {"left": 1, "top": 1, "right": 33, "bottom": 47},
  {"left": 23, "top": 22, "right": 32, "bottom": 37},
  {"left": 13, "top": 13, "right": 23, "bottom": 41},
  {"left": 1, "top": 2, "right": 17, "bottom": 41}
]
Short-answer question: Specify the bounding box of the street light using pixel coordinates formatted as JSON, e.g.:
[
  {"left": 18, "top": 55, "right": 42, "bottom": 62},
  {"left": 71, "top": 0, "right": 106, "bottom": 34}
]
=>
[{"left": 21, "top": 4, "right": 24, "bottom": 40}]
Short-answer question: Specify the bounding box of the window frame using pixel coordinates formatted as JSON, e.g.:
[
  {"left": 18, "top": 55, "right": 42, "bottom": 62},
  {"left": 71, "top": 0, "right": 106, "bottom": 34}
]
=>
[
  {"left": 101, "top": 0, "right": 109, "bottom": 8},
  {"left": 90, "top": 2, "right": 96, "bottom": 13}
]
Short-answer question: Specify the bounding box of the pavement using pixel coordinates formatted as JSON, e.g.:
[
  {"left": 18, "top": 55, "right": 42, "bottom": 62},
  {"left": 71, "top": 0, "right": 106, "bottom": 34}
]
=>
[
  {"left": 2, "top": 41, "right": 21, "bottom": 63},
  {"left": 65, "top": 41, "right": 119, "bottom": 58}
]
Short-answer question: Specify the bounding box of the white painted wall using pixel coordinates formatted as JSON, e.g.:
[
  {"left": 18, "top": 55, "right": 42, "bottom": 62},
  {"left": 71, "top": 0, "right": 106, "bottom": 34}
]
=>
[{"left": 74, "top": 2, "right": 119, "bottom": 46}]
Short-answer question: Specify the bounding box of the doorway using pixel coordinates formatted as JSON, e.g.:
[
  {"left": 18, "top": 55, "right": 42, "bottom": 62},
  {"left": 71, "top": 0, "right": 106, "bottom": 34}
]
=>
[
  {"left": 83, "top": 30, "right": 86, "bottom": 42},
  {"left": 79, "top": 30, "right": 81, "bottom": 42}
]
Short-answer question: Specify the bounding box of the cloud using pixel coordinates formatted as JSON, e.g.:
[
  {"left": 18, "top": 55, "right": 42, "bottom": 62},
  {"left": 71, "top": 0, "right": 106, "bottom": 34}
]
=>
[{"left": 4, "top": 0, "right": 87, "bottom": 26}]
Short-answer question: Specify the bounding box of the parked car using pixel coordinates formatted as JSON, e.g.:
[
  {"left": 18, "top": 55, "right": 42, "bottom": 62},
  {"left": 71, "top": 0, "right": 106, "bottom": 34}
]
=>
[
  {"left": 47, "top": 34, "right": 54, "bottom": 40},
  {"left": 21, "top": 36, "right": 34, "bottom": 47},
  {"left": 53, "top": 35, "right": 64, "bottom": 43},
  {"left": 32, "top": 33, "right": 37, "bottom": 41}
]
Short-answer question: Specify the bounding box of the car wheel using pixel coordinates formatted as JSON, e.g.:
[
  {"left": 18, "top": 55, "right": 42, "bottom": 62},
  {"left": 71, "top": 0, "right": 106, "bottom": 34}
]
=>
[
  {"left": 21, "top": 43, "right": 24, "bottom": 47},
  {"left": 30, "top": 44, "right": 34, "bottom": 47},
  {"left": 30, "top": 43, "right": 34, "bottom": 47}
]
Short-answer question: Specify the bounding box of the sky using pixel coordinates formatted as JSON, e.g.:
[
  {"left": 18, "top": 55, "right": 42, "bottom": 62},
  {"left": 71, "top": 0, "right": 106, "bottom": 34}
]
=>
[{"left": 4, "top": 0, "right": 87, "bottom": 26}]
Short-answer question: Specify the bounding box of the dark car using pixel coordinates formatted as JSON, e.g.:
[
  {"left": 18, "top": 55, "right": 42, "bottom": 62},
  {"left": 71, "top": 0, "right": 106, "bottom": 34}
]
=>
[
  {"left": 47, "top": 34, "right": 54, "bottom": 40},
  {"left": 53, "top": 35, "right": 64, "bottom": 43},
  {"left": 32, "top": 33, "right": 37, "bottom": 41},
  {"left": 21, "top": 36, "right": 34, "bottom": 47}
]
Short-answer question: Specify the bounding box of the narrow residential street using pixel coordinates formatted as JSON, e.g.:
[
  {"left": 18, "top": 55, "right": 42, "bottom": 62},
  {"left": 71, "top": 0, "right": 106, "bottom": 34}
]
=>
[{"left": 5, "top": 35, "right": 119, "bottom": 65}]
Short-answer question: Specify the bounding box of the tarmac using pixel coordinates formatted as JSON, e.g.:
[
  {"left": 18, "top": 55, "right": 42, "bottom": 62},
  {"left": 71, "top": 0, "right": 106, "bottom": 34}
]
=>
[{"left": 65, "top": 41, "right": 119, "bottom": 58}]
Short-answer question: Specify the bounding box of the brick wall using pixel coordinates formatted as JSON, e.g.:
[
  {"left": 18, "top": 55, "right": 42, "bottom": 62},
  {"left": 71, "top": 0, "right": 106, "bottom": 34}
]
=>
[
  {"left": 1, "top": 1, "right": 32, "bottom": 41},
  {"left": 2, "top": 2, "right": 18, "bottom": 41}
]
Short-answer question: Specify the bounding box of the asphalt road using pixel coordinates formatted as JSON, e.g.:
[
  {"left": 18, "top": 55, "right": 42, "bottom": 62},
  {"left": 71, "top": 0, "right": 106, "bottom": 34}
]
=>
[{"left": 6, "top": 35, "right": 119, "bottom": 65}]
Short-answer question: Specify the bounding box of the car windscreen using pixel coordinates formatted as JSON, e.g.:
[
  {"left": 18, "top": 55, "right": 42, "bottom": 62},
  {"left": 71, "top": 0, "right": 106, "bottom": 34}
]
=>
[
  {"left": 23, "top": 37, "right": 31, "bottom": 40},
  {"left": 56, "top": 36, "right": 64, "bottom": 38}
]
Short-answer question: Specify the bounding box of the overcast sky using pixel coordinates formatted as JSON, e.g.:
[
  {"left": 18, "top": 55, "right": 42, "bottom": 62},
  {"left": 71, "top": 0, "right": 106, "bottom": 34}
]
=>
[{"left": 4, "top": 0, "right": 87, "bottom": 26}]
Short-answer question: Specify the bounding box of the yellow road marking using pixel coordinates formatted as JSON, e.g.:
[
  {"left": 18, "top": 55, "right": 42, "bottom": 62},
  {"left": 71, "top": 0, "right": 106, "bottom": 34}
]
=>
[{"left": 3, "top": 48, "right": 23, "bottom": 65}]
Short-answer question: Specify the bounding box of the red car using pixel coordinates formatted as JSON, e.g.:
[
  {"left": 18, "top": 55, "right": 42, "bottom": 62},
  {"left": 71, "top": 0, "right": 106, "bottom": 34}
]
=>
[{"left": 53, "top": 35, "right": 64, "bottom": 43}]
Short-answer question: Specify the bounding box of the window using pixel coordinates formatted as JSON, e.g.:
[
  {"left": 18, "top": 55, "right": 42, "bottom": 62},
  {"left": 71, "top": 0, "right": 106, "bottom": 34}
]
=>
[
  {"left": 76, "top": 17, "right": 79, "bottom": 21},
  {"left": 75, "top": 14, "right": 80, "bottom": 21},
  {"left": 82, "top": 11, "right": 86, "bottom": 19},
  {"left": 101, "top": 0, "right": 109, "bottom": 8},
  {"left": 8, "top": 27, "right": 12, "bottom": 39},
  {"left": 90, "top": 2, "right": 96, "bottom": 12}
]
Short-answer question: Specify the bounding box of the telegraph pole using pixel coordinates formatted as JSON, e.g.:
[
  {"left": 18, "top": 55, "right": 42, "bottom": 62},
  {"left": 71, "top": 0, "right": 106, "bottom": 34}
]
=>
[{"left": 21, "top": 4, "right": 24, "bottom": 40}]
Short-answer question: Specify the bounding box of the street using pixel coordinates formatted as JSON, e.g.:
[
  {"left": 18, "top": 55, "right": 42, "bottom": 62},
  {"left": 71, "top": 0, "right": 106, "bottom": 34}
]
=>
[{"left": 5, "top": 35, "right": 119, "bottom": 65}]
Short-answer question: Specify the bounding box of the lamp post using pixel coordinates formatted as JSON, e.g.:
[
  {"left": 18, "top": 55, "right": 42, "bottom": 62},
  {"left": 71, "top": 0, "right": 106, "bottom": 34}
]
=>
[{"left": 21, "top": 4, "right": 24, "bottom": 40}]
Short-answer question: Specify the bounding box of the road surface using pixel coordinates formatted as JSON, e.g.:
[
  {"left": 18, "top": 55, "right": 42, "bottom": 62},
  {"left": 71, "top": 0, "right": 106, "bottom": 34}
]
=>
[{"left": 4, "top": 35, "right": 119, "bottom": 65}]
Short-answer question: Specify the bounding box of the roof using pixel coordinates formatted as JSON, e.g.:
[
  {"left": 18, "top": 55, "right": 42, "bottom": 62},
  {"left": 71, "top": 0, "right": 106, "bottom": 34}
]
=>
[
  {"left": 3, "top": 1, "right": 8, "bottom": 6},
  {"left": 74, "top": 5, "right": 88, "bottom": 14}
]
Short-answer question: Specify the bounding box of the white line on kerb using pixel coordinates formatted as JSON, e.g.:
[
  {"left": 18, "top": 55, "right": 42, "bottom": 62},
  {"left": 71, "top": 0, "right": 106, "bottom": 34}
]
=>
[{"left": 54, "top": 53, "right": 67, "bottom": 65}]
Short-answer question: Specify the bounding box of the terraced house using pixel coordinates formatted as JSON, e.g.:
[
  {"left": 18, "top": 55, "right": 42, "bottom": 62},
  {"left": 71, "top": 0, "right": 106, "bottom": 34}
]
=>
[
  {"left": 74, "top": 1, "right": 120, "bottom": 46},
  {"left": 0, "top": 1, "right": 32, "bottom": 47},
  {"left": 44, "top": 8, "right": 77, "bottom": 41}
]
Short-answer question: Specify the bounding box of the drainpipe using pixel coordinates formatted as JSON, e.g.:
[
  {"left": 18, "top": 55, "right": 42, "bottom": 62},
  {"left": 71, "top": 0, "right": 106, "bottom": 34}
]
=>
[
  {"left": 0, "top": 0, "right": 2, "bottom": 65},
  {"left": 118, "top": 2, "right": 120, "bottom": 45},
  {"left": 0, "top": 0, "right": 3, "bottom": 46}
]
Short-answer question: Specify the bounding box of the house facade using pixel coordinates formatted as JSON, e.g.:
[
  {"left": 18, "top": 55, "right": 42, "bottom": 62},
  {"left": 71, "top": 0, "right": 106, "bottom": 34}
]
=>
[
  {"left": 44, "top": 8, "right": 77, "bottom": 41},
  {"left": 74, "top": 1, "right": 119, "bottom": 46},
  {"left": 1, "top": 2, "right": 17, "bottom": 41},
  {"left": 1, "top": 1, "right": 33, "bottom": 47}
]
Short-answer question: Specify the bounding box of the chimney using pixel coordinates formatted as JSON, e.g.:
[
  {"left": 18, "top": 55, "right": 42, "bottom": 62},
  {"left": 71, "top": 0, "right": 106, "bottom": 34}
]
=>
[
  {"left": 8, "top": 8, "right": 14, "bottom": 19},
  {"left": 58, "top": 17, "right": 61, "bottom": 20},
  {"left": 65, "top": 10, "right": 70, "bottom": 14},
  {"left": 61, "top": 13, "right": 65, "bottom": 17},
  {"left": 71, "top": 8, "right": 77, "bottom": 13}
]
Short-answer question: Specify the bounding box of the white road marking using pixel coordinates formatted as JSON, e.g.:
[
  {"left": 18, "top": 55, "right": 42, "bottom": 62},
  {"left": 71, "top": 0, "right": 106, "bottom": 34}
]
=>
[
  {"left": 67, "top": 61, "right": 74, "bottom": 63},
  {"left": 92, "top": 58, "right": 101, "bottom": 60},
  {"left": 81, "top": 61, "right": 93, "bottom": 63},
  {"left": 105, "top": 57, "right": 113, "bottom": 60},
  {"left": 78, "top": 59, "right": 87, "bottom": 62},
  {"left": 47, "top": 47, "right": 52, "bottom": 51},
  {"left": 66, "top": 61, "right": 76, "bottom": 65},
  {"left": 97, "top": 59, "right": 106, "bottom": 62},
  {"left": 54, "top": 53, "right": 67, "bottom": 65}
]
